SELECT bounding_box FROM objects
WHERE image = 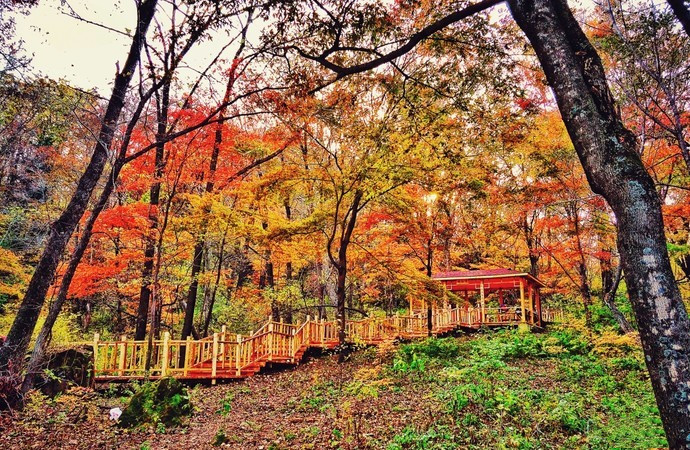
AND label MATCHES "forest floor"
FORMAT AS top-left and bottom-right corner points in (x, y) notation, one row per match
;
(0, 325), (667, 449)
